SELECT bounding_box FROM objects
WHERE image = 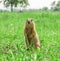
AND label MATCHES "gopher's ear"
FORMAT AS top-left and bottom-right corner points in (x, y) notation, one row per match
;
(26, 19), (28, 21)
(26, 19), (29, 23)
